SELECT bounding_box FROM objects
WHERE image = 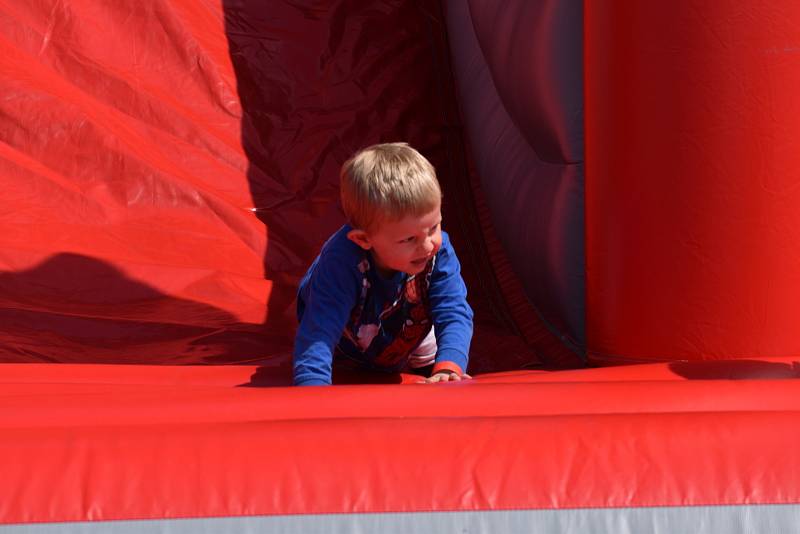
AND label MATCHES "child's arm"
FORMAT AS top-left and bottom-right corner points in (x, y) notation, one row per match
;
(293, 253), (360, 386)
(426, 231), (474, 379)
